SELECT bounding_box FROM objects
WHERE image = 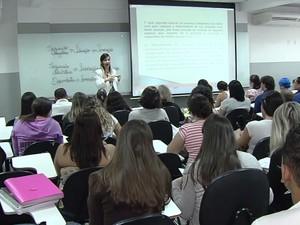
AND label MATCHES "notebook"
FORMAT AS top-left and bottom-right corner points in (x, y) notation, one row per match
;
(0, 188), (59, 215)
(4, 173), (63, 206)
